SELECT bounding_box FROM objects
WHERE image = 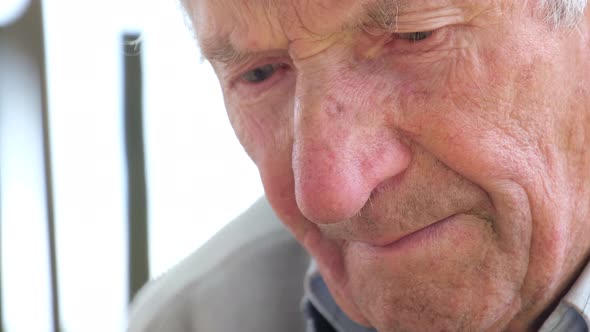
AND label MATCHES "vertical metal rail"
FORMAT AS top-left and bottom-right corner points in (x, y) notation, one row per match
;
(1, 13), (9, 332)
(37, 1), (61, 329)
(0, 1), (60, 331)
(0, 169), (3, 332)
(123, 34), (150, 304)
(0, 194), (3, 332)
